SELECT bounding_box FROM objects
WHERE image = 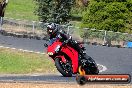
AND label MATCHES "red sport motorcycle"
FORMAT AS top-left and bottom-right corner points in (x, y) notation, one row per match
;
(44, 38), (99, 77)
